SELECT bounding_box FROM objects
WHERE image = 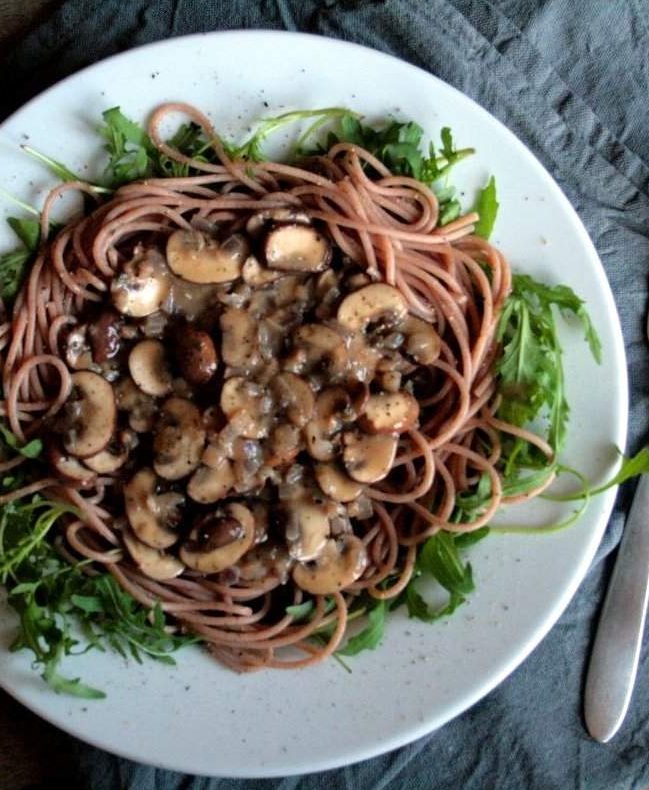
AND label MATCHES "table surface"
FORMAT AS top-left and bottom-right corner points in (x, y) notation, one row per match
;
(0, 5), (80, 788)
